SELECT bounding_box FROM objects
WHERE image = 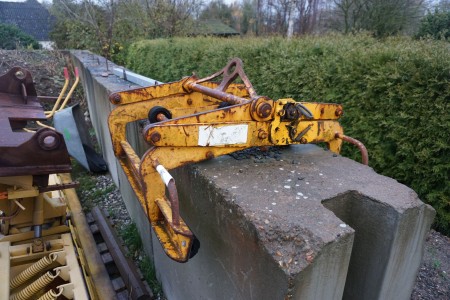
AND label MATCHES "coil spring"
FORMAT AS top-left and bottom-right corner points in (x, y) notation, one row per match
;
(10, 253), (58, 290)
(37, 287), (63, 300)
(10, 270), (60, 300)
